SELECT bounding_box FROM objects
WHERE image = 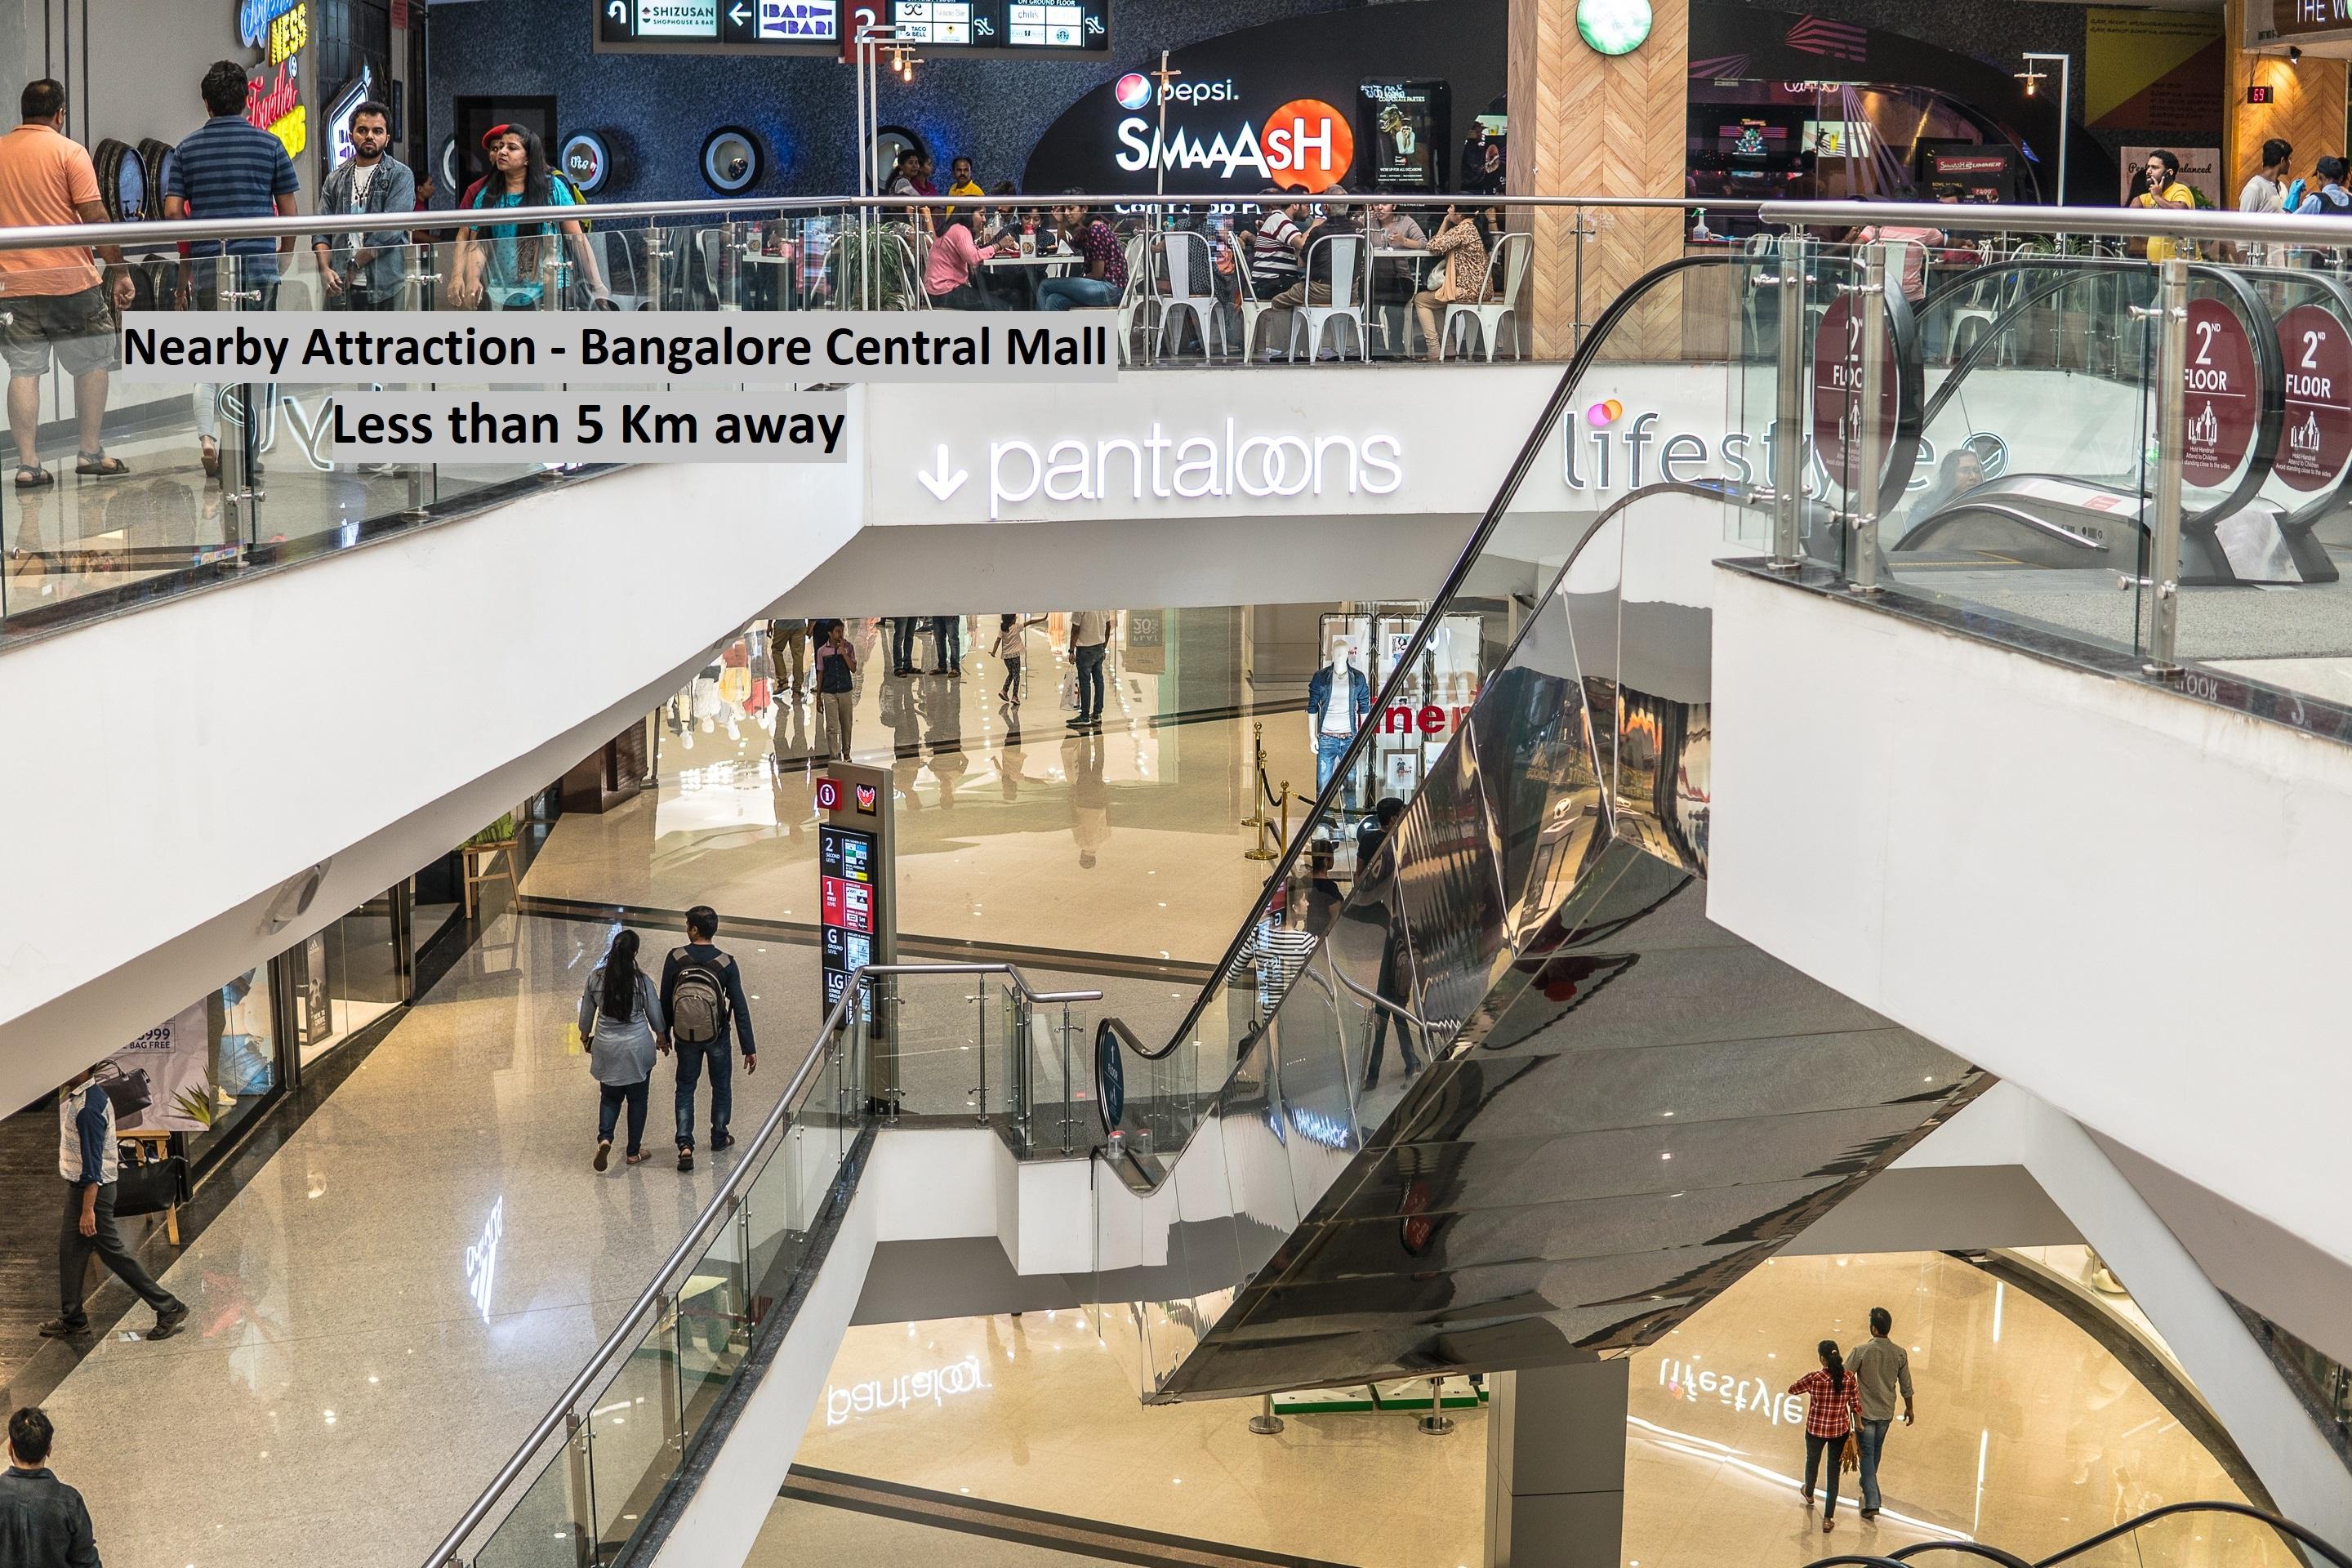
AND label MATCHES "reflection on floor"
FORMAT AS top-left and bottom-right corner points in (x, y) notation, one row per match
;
(523, 613), (1330, 970)
(23, 911), (805, 1568)
(753, 1497), (1119, 1568)
(773, 1251), (2283, 1568)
